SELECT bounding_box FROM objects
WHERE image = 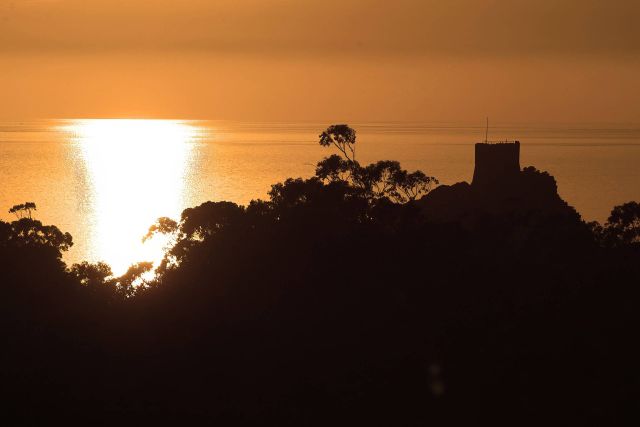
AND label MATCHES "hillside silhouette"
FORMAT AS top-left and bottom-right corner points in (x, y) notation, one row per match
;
(2, 125), (640, 425)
